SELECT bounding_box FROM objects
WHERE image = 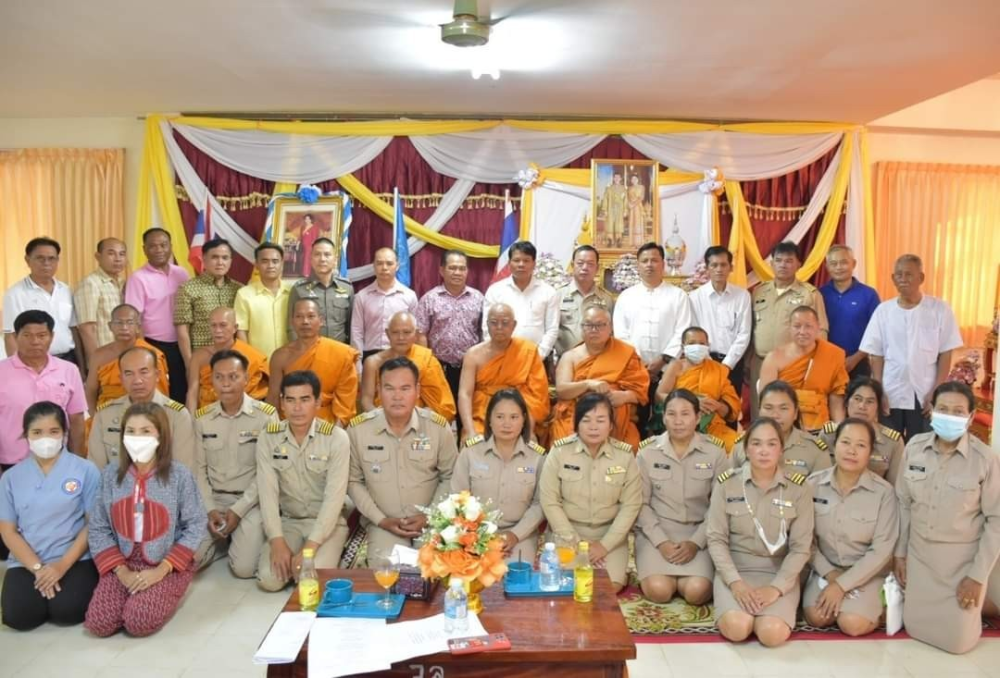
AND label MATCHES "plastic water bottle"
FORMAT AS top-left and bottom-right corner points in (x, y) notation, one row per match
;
(539, 542), (561, 591)
(298, 548), (320, 612)
(444, 579), (469, 633)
